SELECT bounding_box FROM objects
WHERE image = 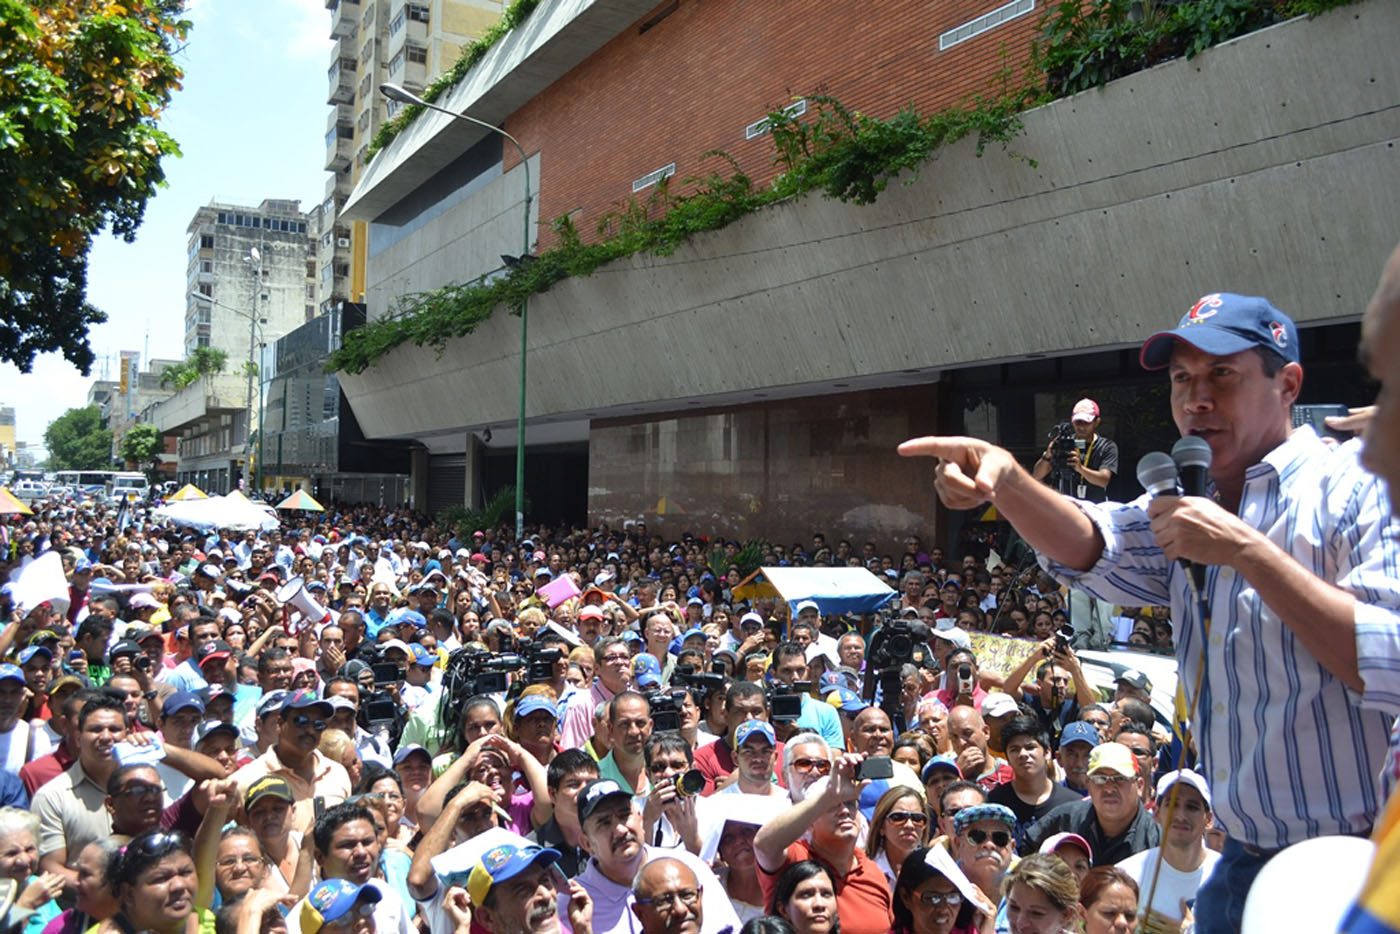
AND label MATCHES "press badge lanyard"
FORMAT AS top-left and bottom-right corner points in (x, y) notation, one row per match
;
(1076, 436), (1097, 499)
